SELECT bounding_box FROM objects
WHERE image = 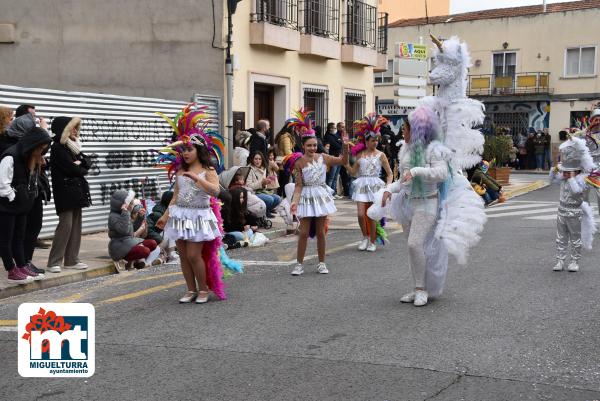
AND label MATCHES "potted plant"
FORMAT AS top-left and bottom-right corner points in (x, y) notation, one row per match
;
(483, 134), (513, 185)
